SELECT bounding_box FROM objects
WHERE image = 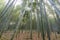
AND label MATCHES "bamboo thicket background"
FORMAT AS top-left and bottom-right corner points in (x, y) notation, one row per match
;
(0, 0), (60, 40)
